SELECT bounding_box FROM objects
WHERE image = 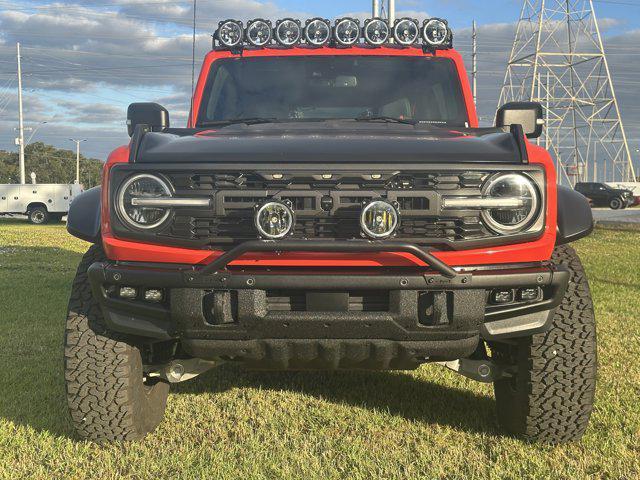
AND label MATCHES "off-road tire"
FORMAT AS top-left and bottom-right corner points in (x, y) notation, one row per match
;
(64, 245), (170, 442)
(28, 206), (49, 224)
(493, 245), (597, 444)
(609, 197), (623, 210)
